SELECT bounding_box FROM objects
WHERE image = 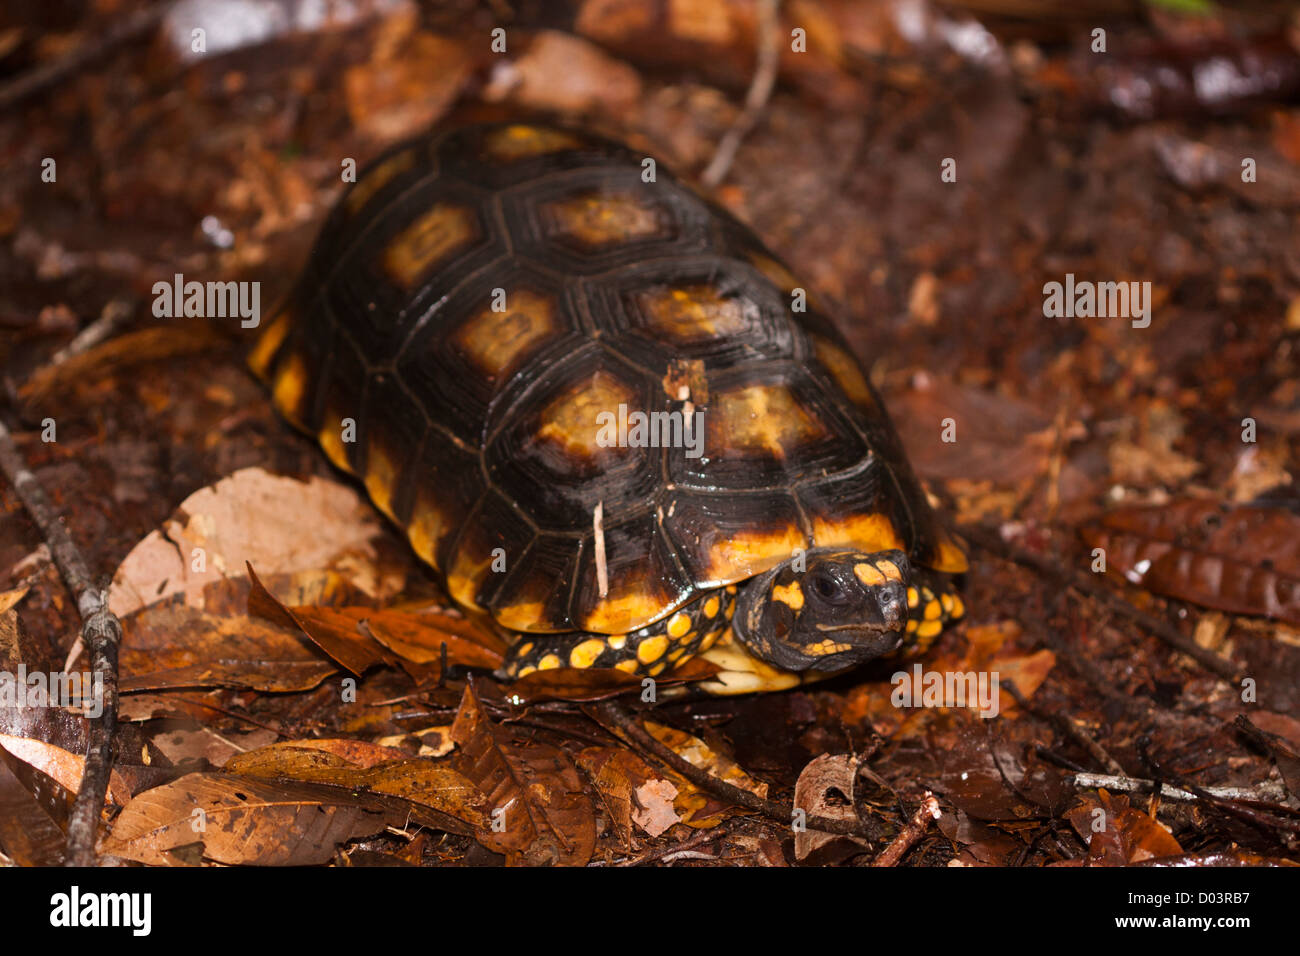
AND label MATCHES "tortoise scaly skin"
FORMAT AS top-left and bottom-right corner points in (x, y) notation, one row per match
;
(251, 122), (968, 695)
